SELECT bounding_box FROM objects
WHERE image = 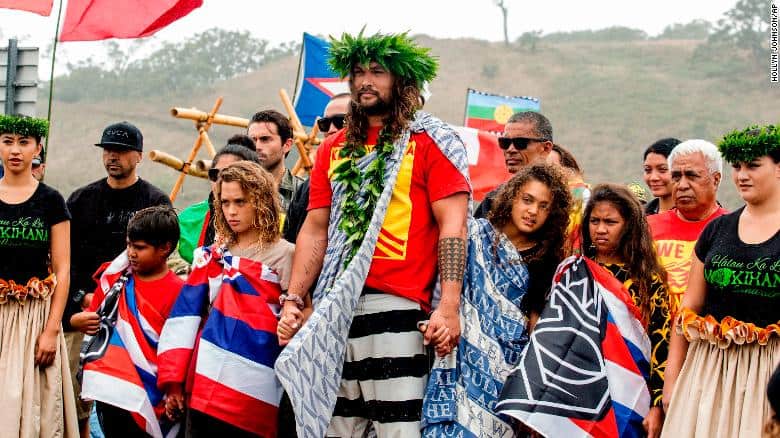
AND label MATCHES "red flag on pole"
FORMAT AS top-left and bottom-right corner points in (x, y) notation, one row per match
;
(452, 125), (511, 201)
(0, 0), (53, 16)
(59, 0), (203, 42)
